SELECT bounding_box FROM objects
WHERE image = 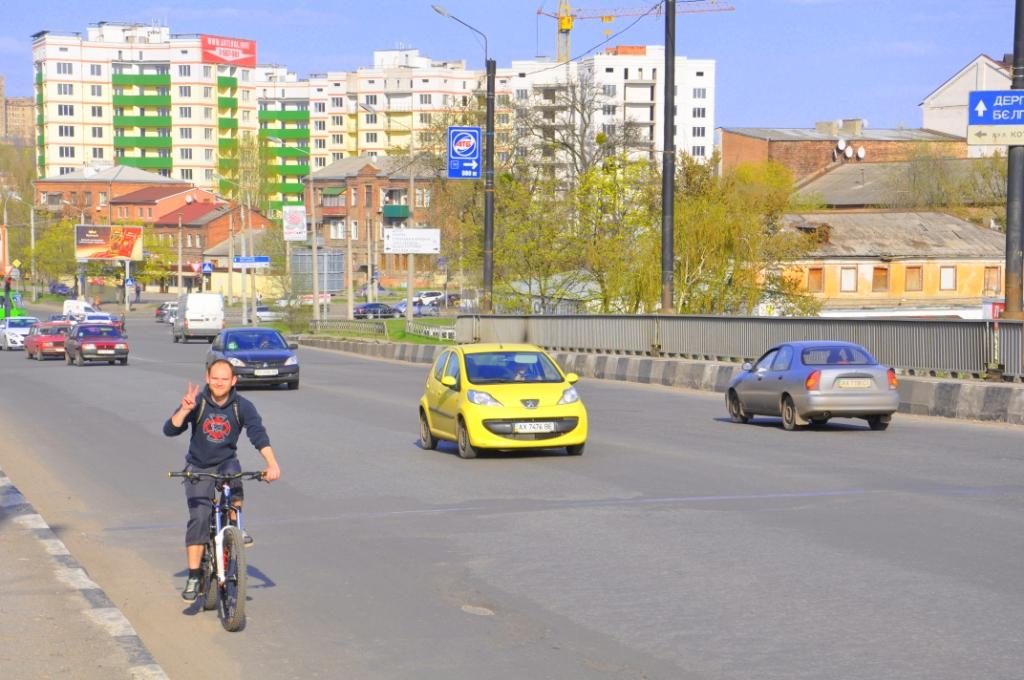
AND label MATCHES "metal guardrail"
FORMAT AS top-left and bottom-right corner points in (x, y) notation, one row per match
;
(456, 315), (1024, 379)
(405, 321), (456, 340)
(310, 319), (389, 338)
